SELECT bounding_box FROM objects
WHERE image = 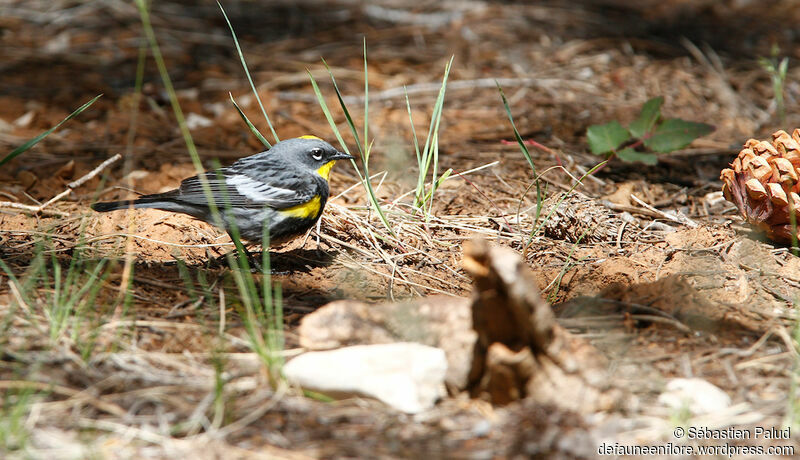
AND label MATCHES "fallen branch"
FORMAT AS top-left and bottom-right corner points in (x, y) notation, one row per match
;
(462, 239), (622, 410)
(280, 77), (599, 104)
(0, 200), (68, 216)
(0, 153), (121, 216)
